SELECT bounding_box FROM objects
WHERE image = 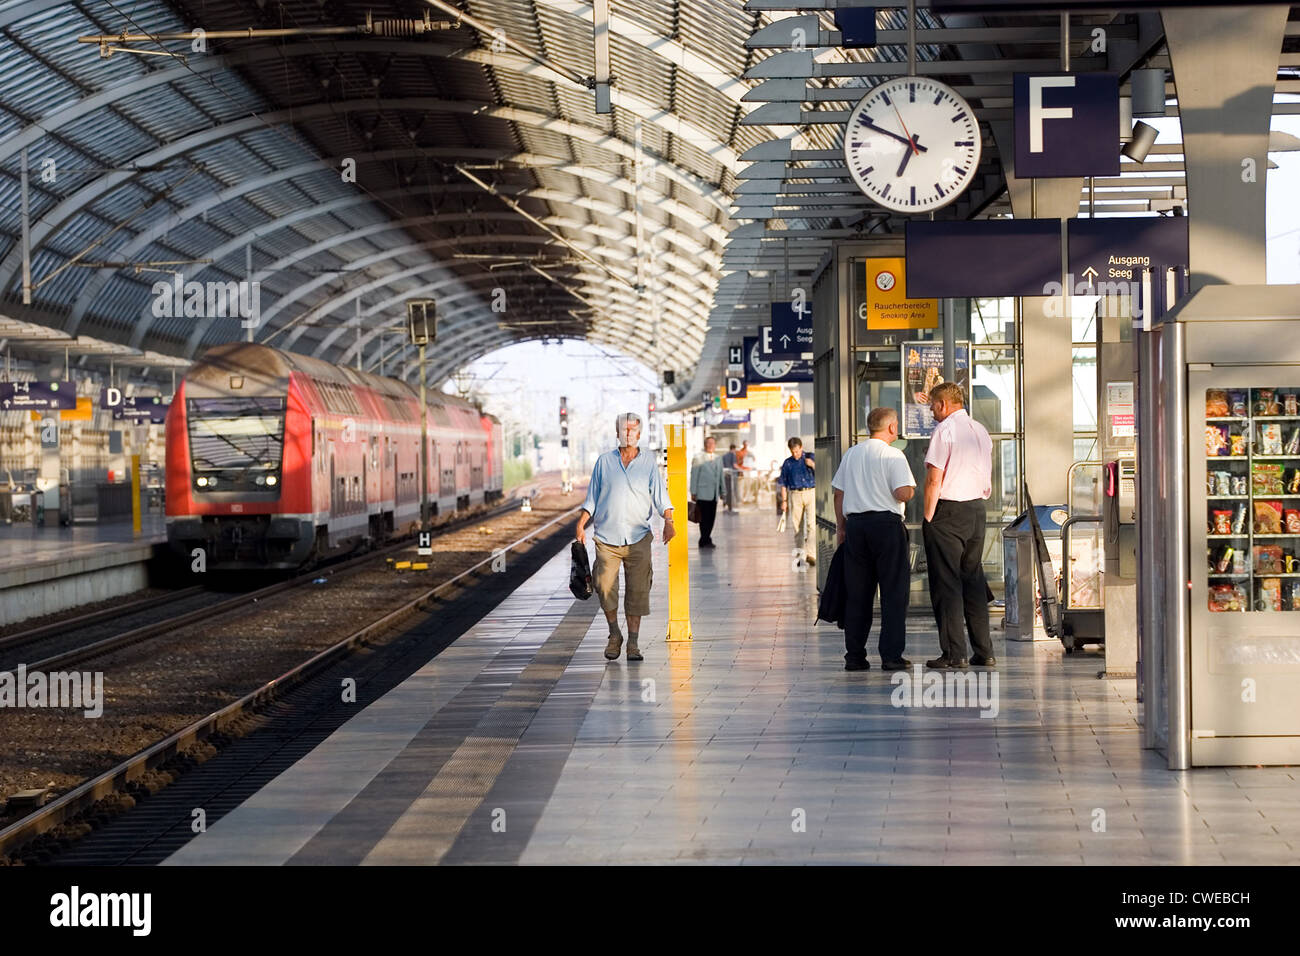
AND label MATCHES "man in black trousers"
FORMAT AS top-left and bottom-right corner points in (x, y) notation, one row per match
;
(831, 407), (916, 671)
(921, 382), (996, 669)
